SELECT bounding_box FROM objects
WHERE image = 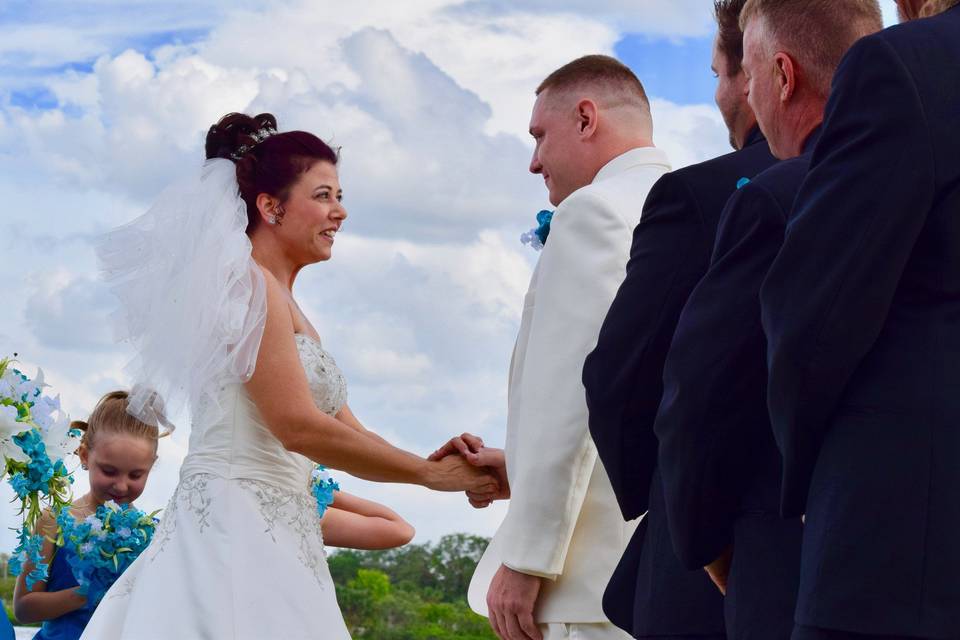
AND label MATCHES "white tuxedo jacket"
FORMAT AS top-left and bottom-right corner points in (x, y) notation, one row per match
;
(468, 146), (671, 623)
